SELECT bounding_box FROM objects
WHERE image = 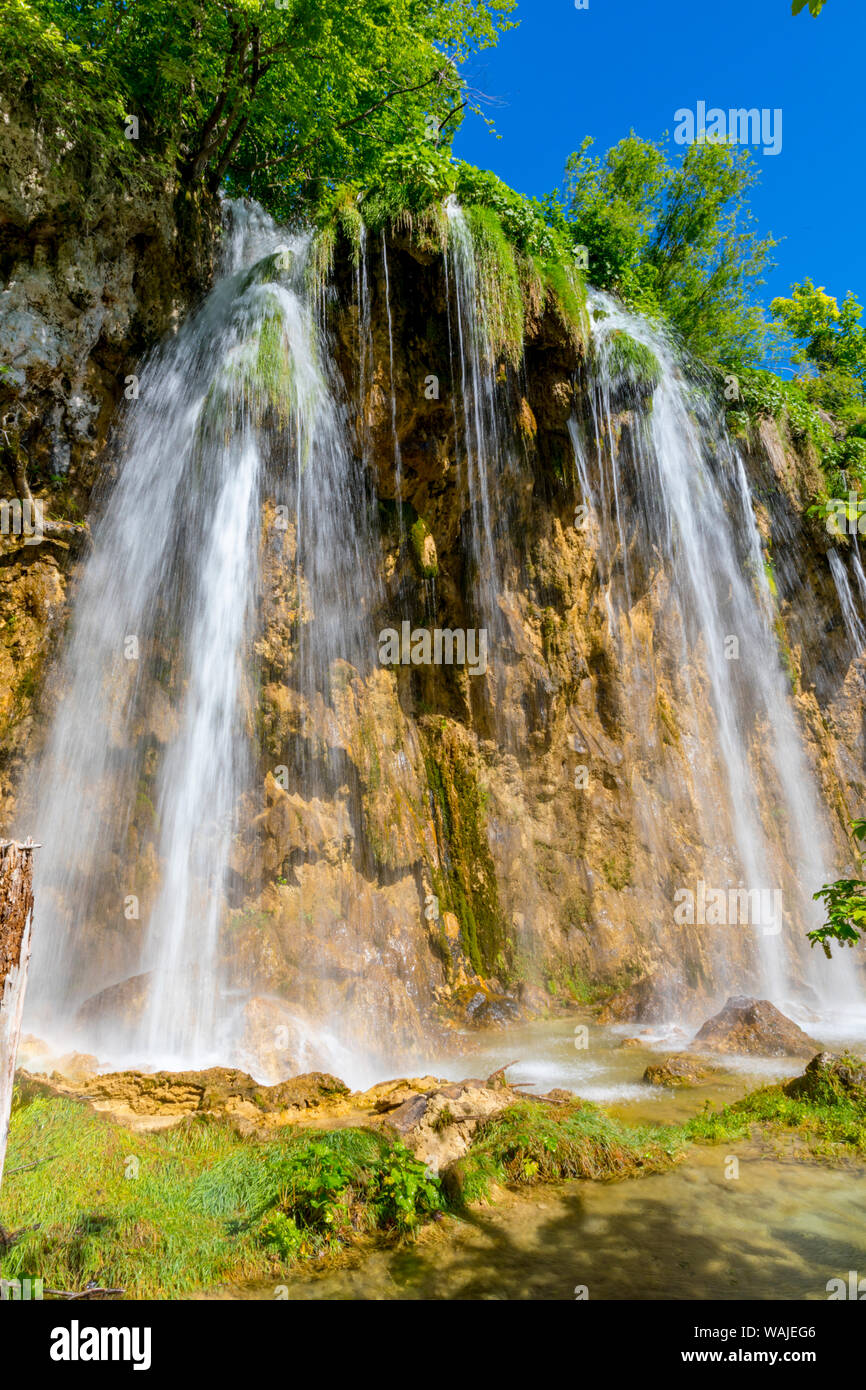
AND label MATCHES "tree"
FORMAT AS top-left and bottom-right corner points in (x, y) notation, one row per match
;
(810, 820), (866, 958)
(552, 133), (778, 368)
(772, 280), (866, 427)
(771, 281), (866, 381)
(792, 0), (826, 14)
(4, 0), (516, 217)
